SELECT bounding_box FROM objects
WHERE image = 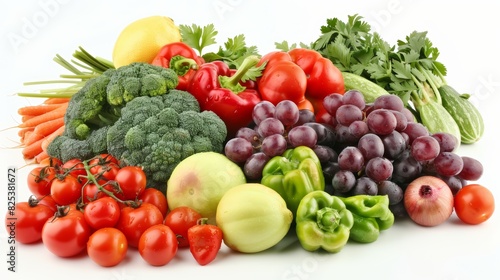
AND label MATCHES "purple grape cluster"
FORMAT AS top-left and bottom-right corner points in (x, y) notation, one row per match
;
(224, 90), (484, 217)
